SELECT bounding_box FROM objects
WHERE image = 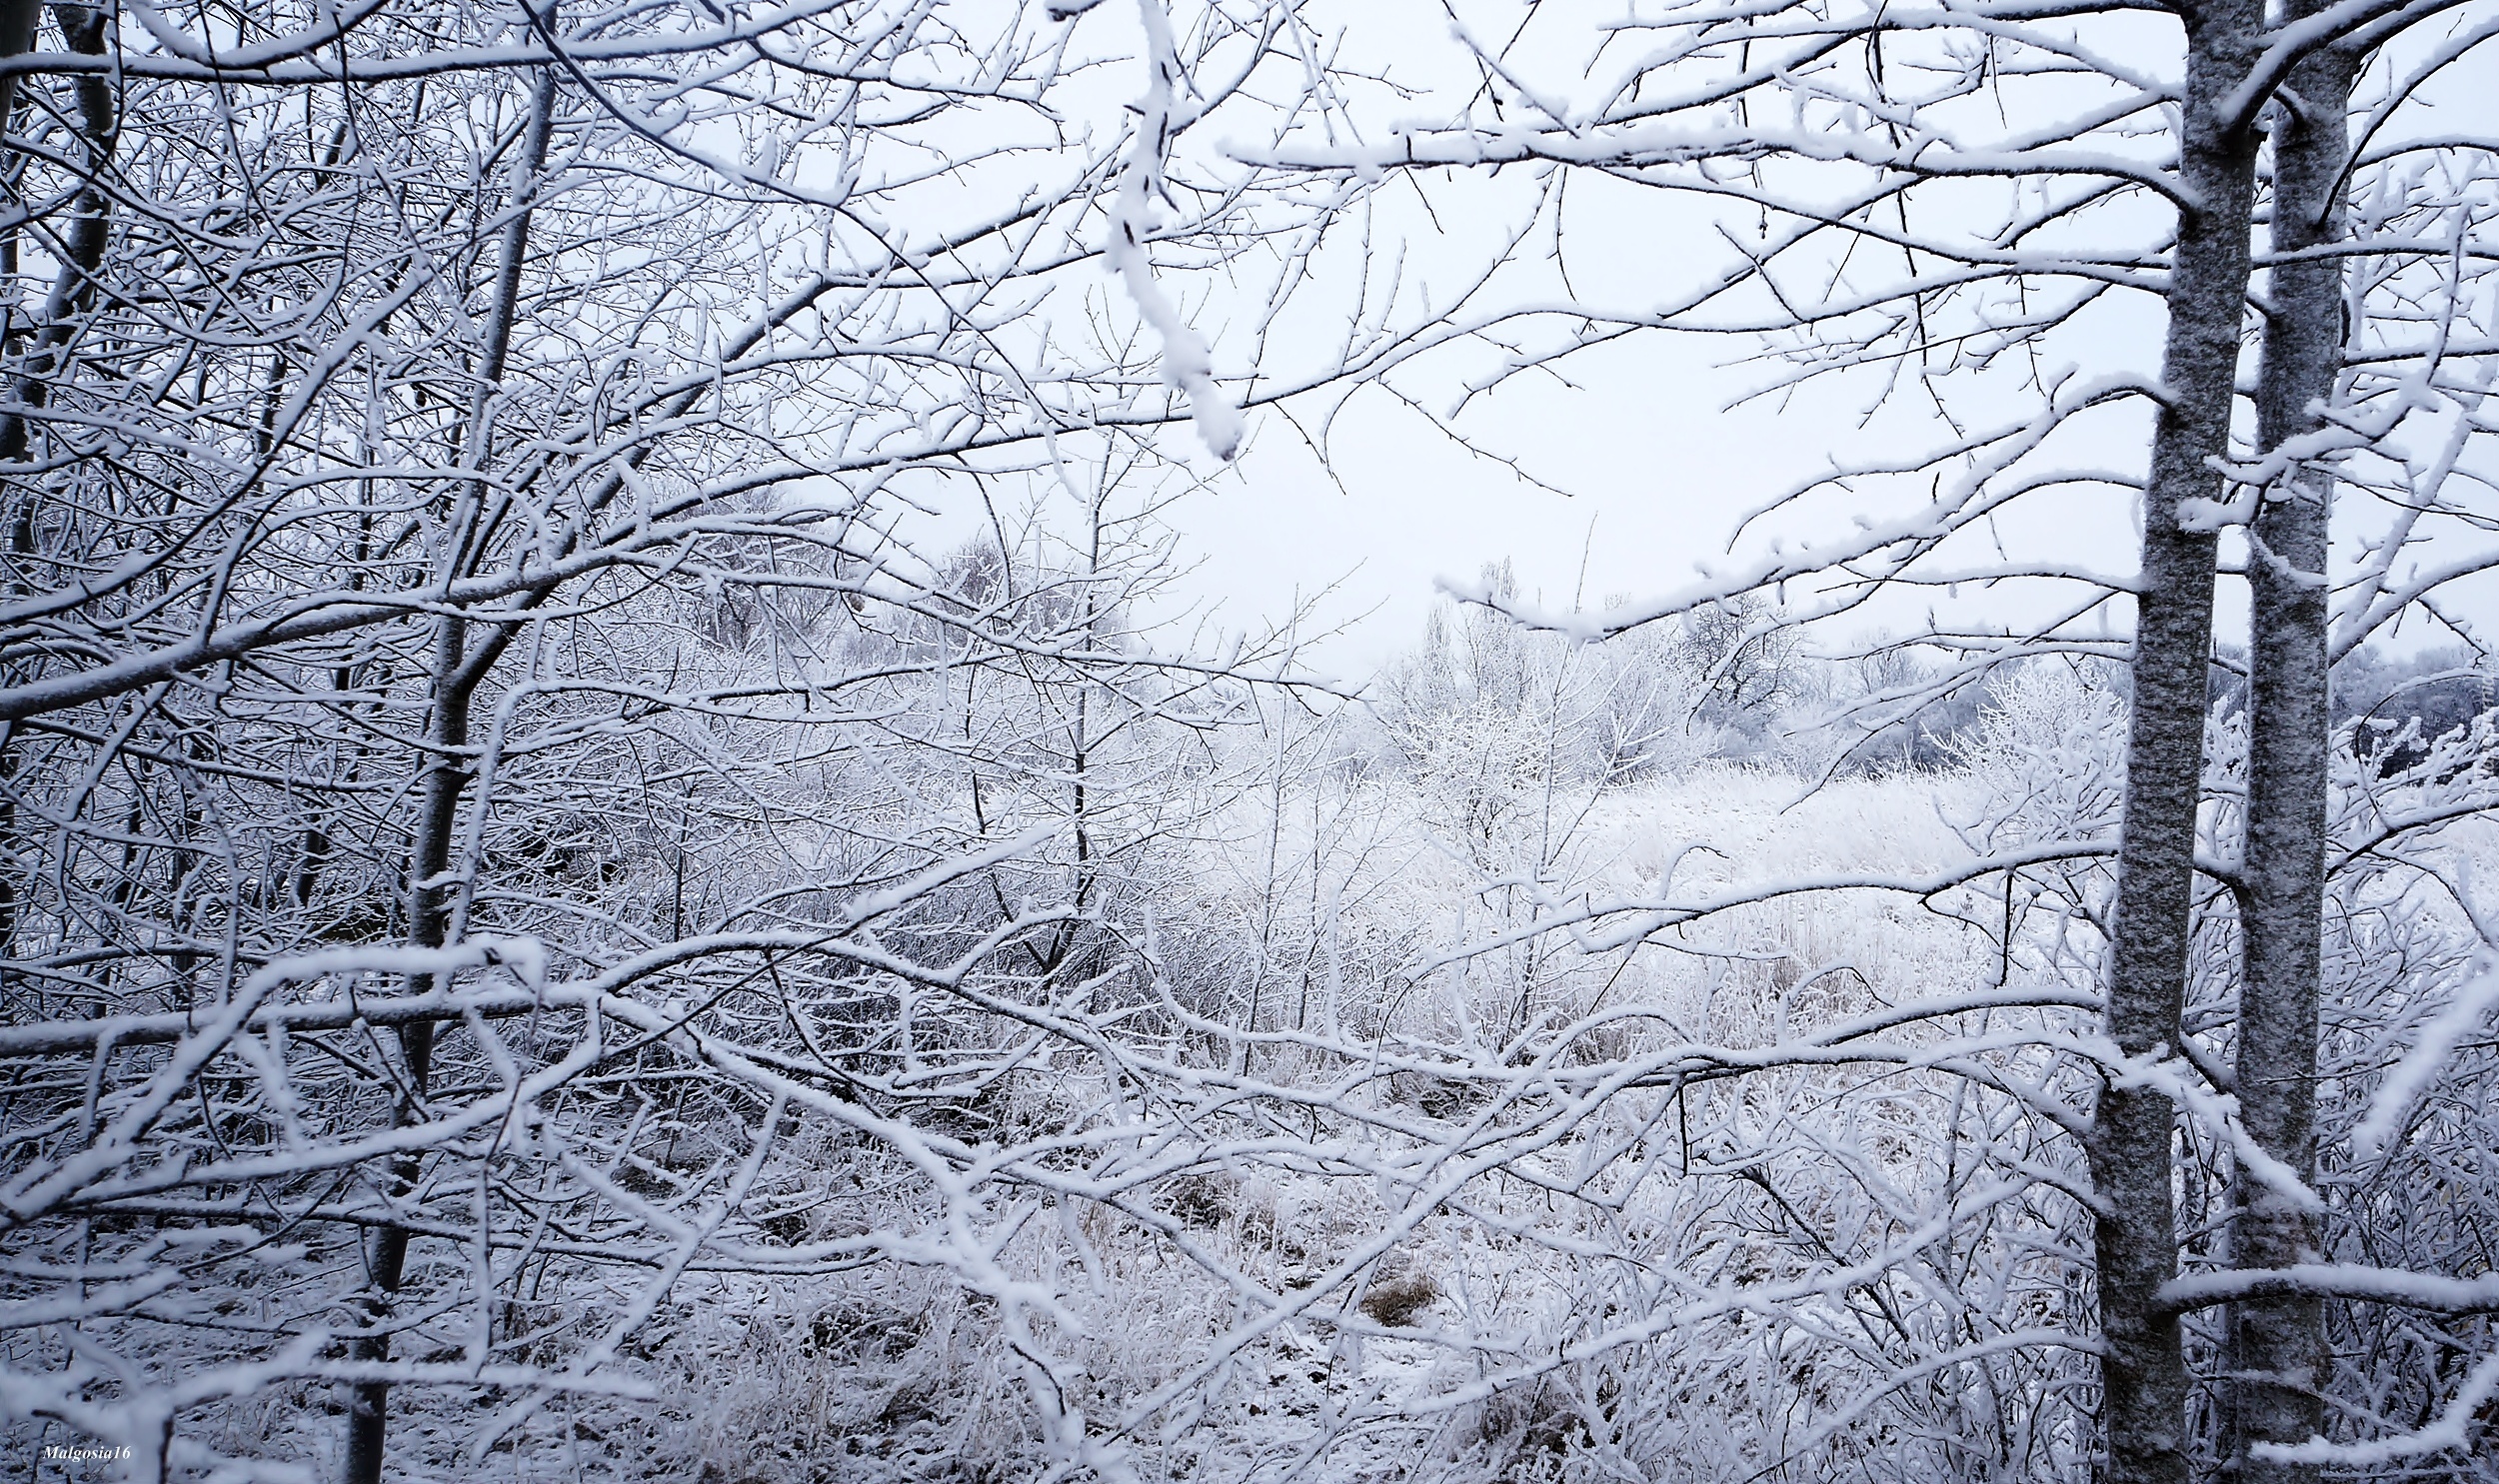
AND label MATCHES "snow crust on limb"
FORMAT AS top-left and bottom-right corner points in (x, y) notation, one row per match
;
(2350, 952), (2499, 1157)
(1103, 0), (1246, 463)
(2252, 1349), (2499, 1467)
